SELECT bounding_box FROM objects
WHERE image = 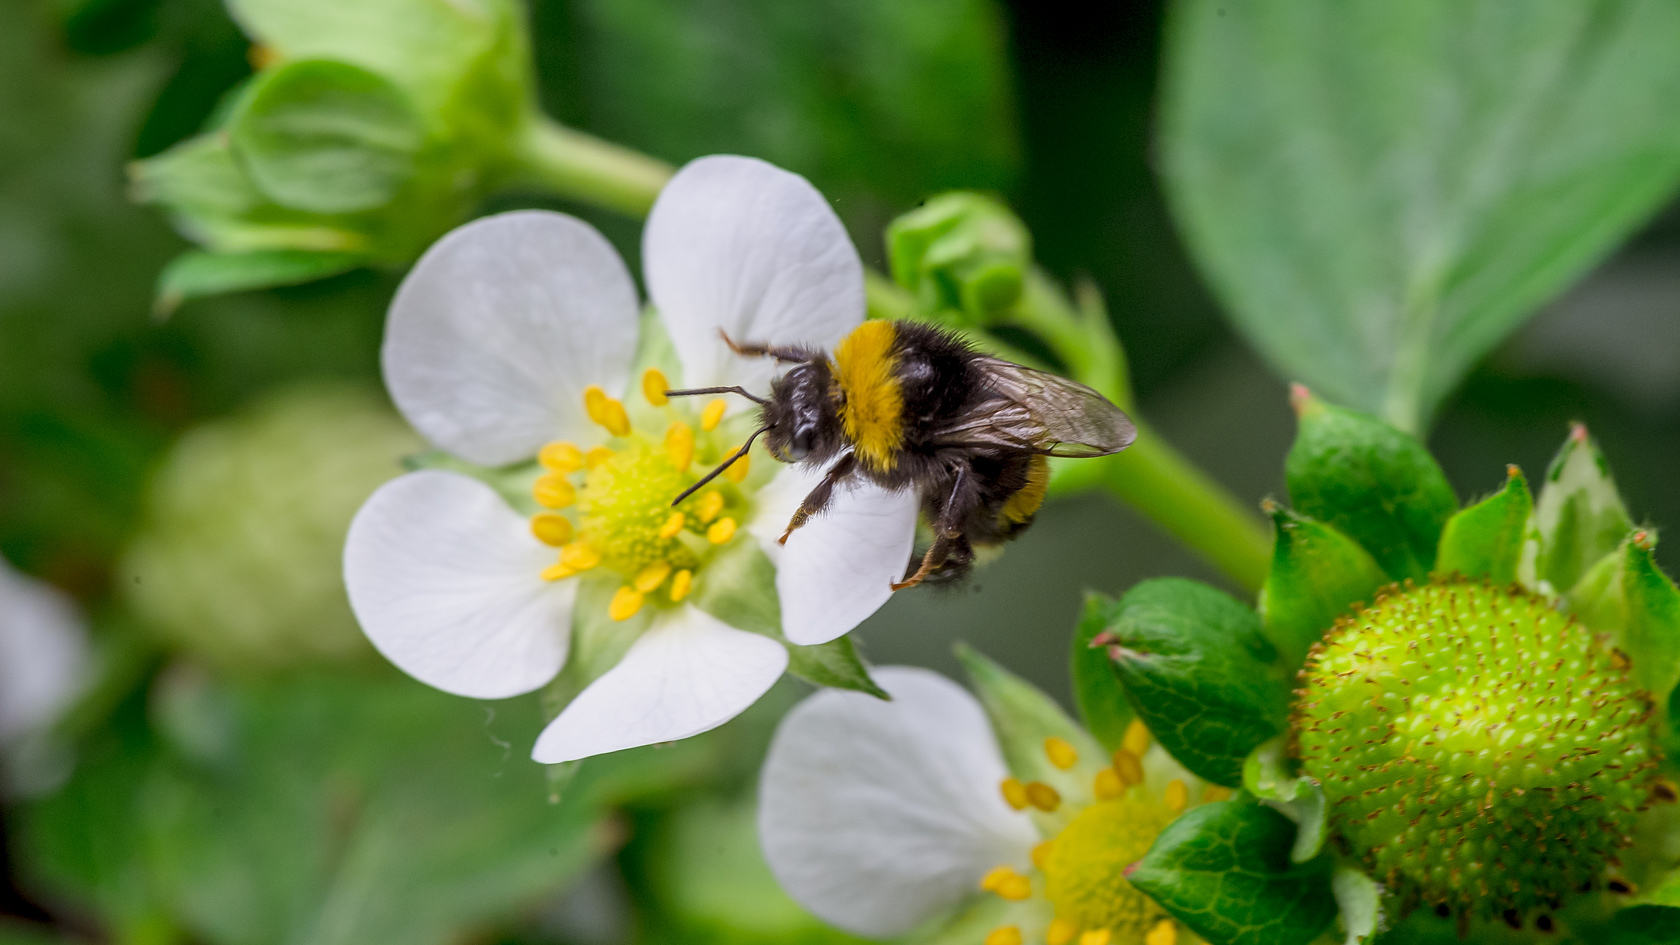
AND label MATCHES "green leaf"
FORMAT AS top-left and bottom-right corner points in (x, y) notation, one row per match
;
(1098, 578), (1291, 787)
(154, 249), (368, 315)
(1330, 865), (1382, 945)
(1622, 533), (1680, 704)
(229, 59), (425, 215)
(1161, 0), (1680, 432)
(1261, 504), (1390, 669)
(1531, 423), (1633, 593)
(1434, 466), (1532, 585)
(1603, 905), (1680, 945)
(1242, 738), (1327, 864)
(1072, 591), (1134, 751)
(1285, 391), (1457, 582)
(1129, 798), (1337, 945)
(785, 635), (888, 700)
